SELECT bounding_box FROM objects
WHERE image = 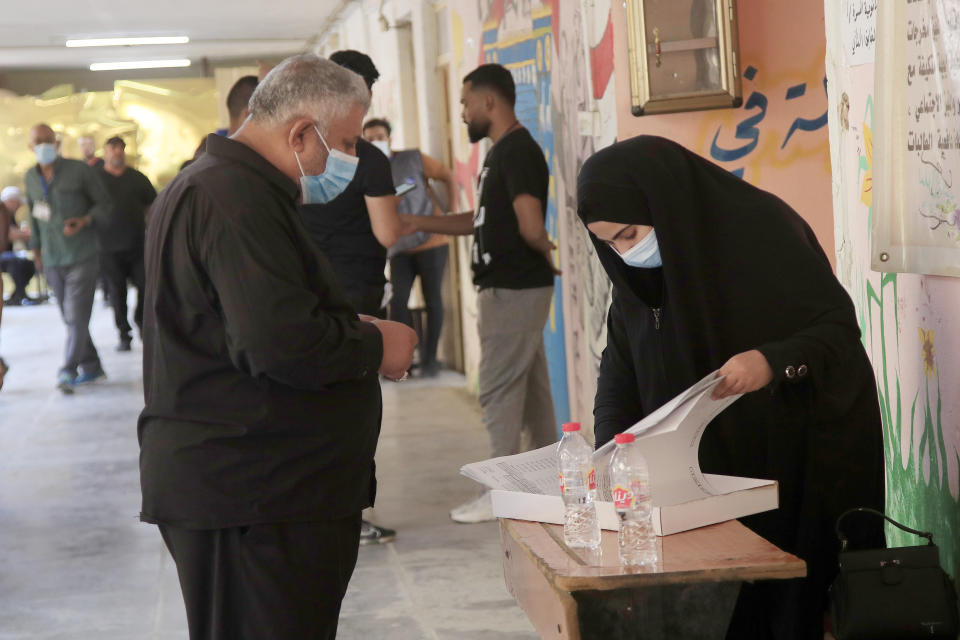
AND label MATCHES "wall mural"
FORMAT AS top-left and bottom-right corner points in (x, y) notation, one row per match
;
(853, 93), (958, 579)
(689, 48), (832, 194)
(825, 25), (960, 579)
(478, 2), (571, 426)
(550, 0), (618, 431)
(449, 0), (619, 430)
